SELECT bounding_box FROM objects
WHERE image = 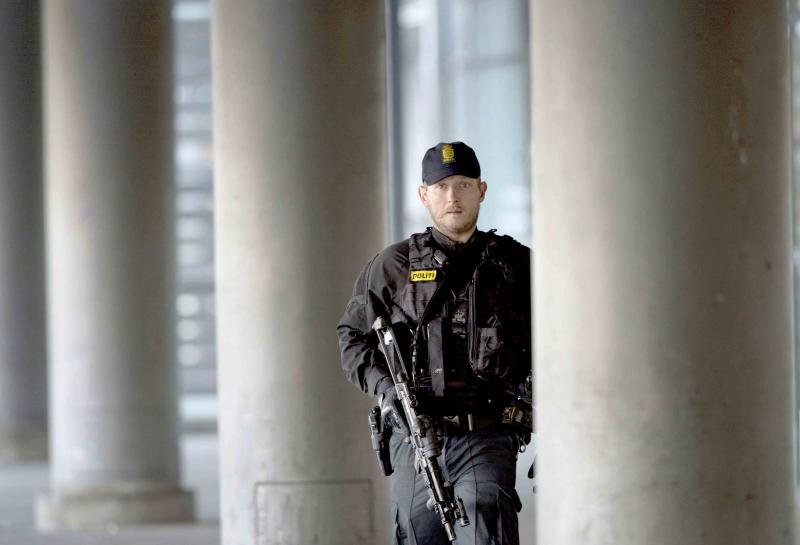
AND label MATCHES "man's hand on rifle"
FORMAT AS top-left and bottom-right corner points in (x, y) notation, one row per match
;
(376, 377), (410, 437)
